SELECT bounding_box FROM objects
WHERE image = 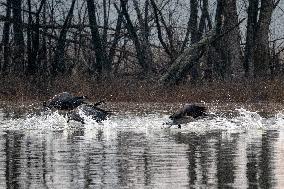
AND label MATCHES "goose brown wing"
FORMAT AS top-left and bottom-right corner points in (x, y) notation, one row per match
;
(47, 92), (73, 107)
(170, 104), (206, 120)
